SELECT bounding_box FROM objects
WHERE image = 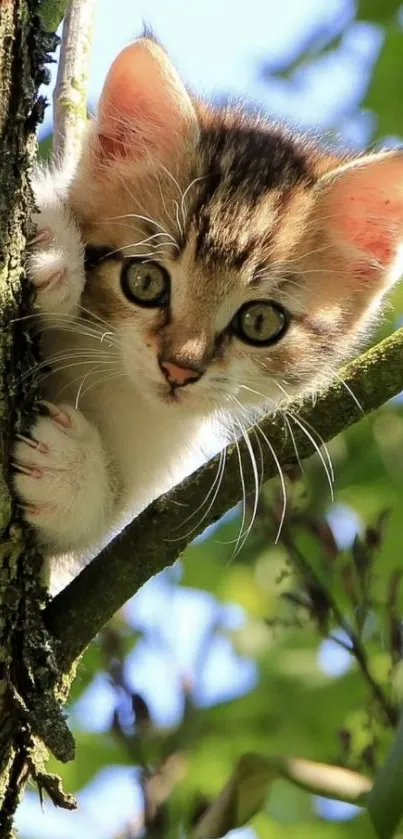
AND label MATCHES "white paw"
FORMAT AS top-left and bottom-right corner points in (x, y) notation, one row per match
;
(28, 170), (85, 315)
(13, 402), (112, 552)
